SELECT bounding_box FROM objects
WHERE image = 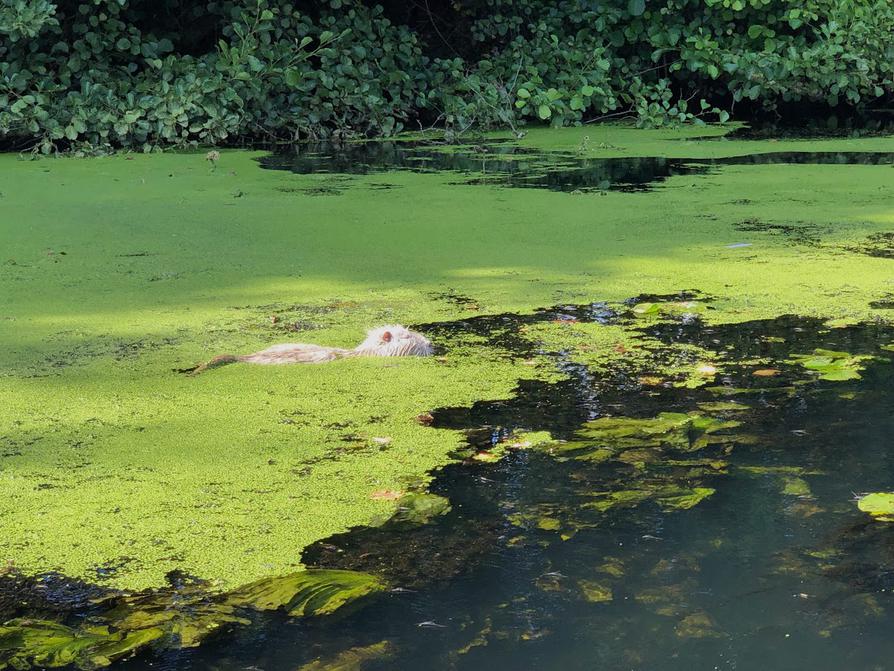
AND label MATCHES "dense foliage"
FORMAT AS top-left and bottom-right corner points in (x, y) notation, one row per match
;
(2, 0), (893, 151)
